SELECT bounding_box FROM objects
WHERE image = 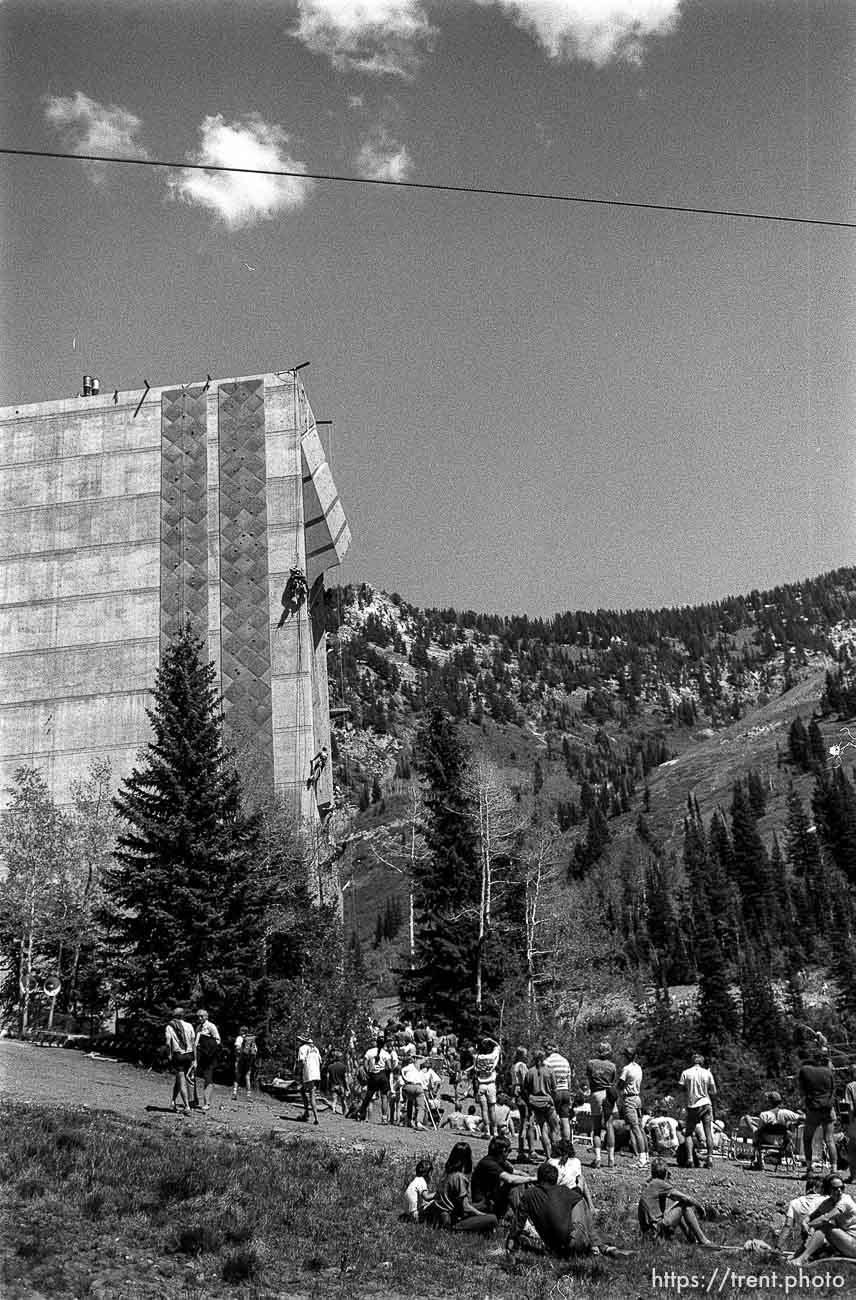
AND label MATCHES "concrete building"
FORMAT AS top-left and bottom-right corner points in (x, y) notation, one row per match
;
(0, 370), (350, 870)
